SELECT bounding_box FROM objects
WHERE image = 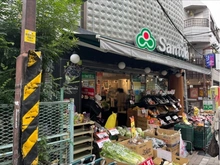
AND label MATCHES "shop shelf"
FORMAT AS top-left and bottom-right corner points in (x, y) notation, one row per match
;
(74, 151), (93, 161)
(74, 129), (94, 137)
(74, 136), (93, 145)
(74, 121), (95, 127)
(74, 144), (93, 154)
